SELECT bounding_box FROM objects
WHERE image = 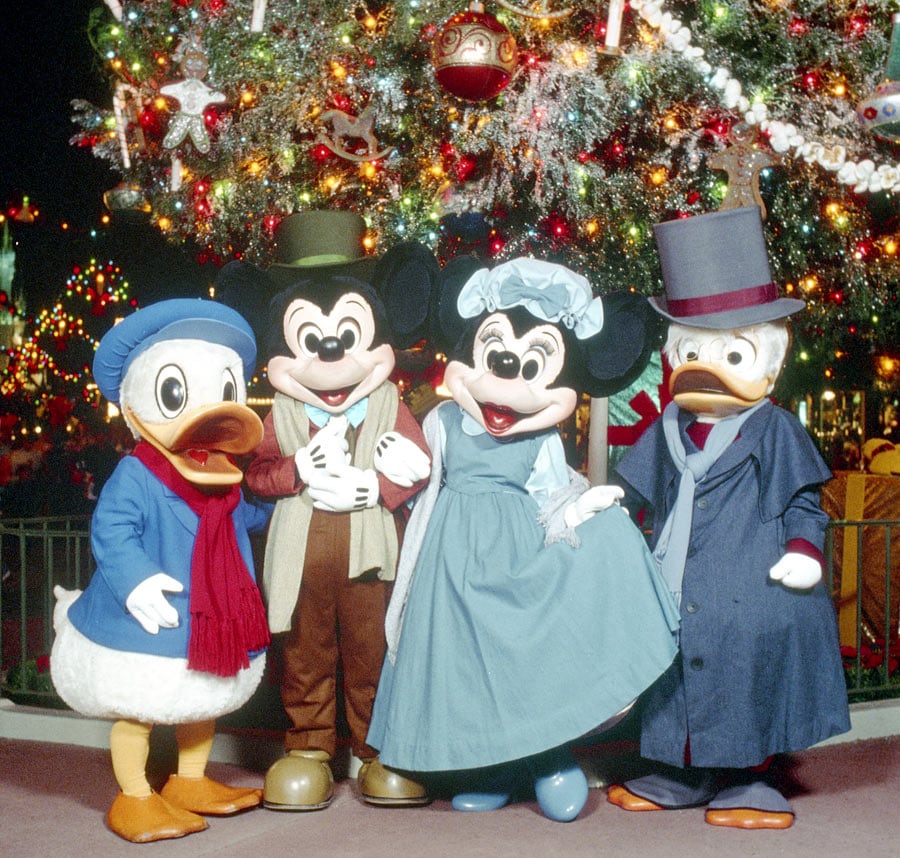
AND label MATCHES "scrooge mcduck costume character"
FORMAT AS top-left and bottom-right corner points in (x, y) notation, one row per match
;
(607, 206), (851, 829)
(365, 247), (680, 822)
(51, 299), (271, 843)
(216, 211), (432, 811)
